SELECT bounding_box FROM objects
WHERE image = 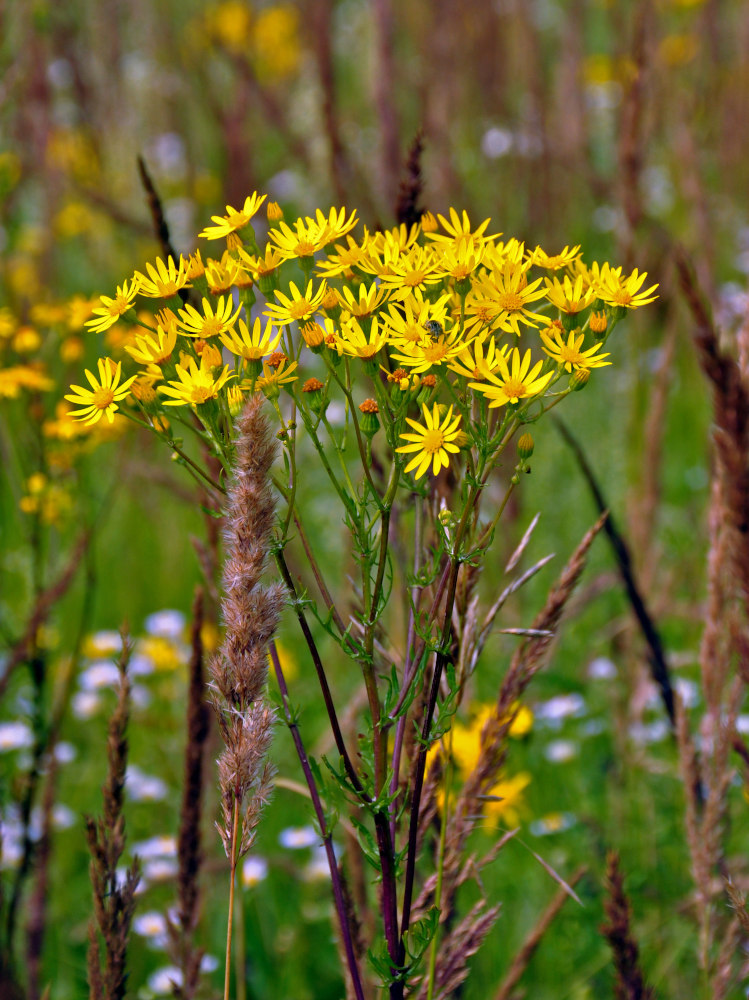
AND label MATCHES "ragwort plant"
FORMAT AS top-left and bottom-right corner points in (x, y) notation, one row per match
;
(64, 195), (657, 998)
